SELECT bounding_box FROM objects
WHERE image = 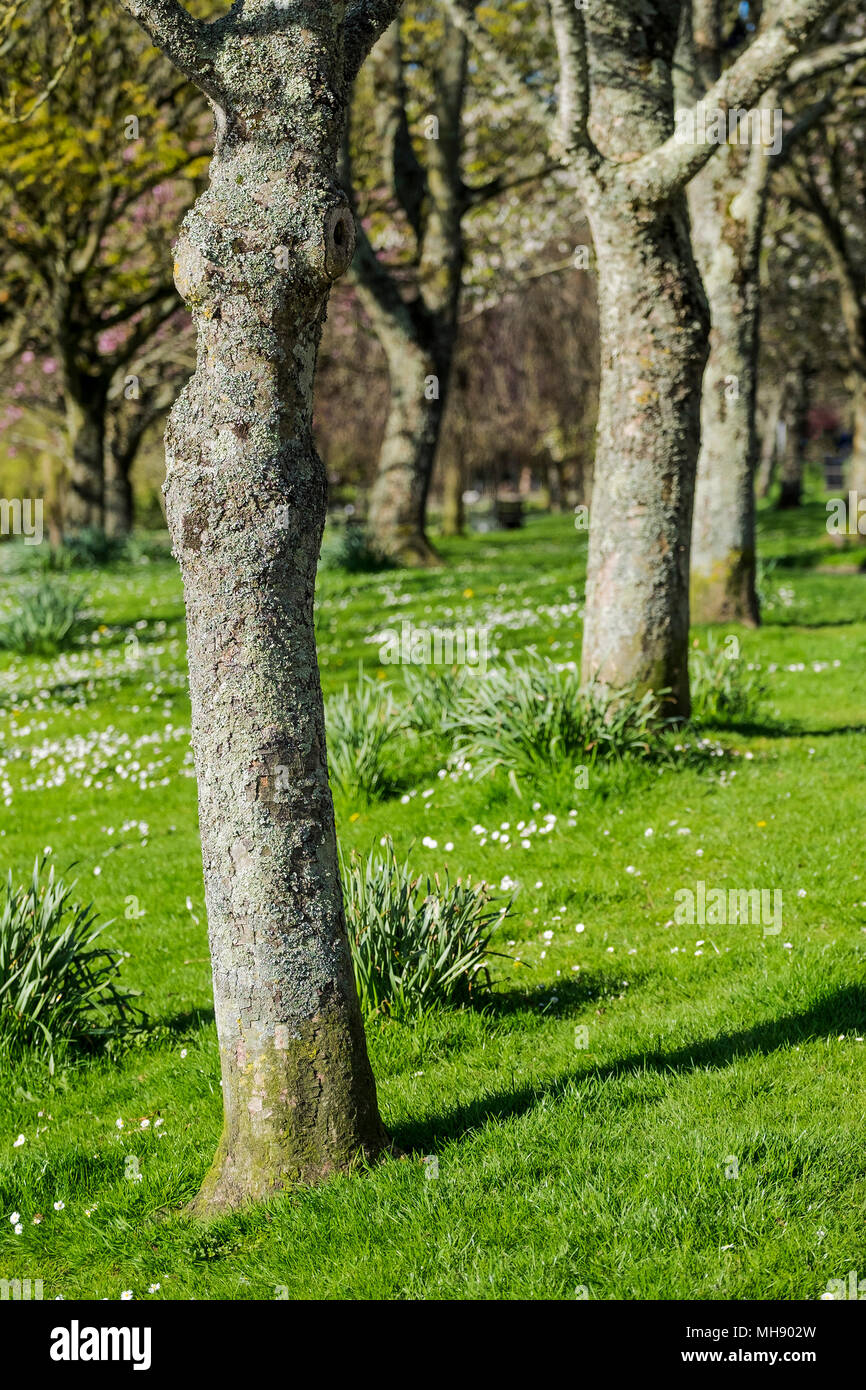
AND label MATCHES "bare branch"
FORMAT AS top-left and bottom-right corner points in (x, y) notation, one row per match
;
(625, 0), (843, 201)
(438, 0), (555, 138)
(114, 0), (214, 90)
(786, 34), (866, 86)
(344, 0), (405, 84)
(548, 0), (589, 153)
